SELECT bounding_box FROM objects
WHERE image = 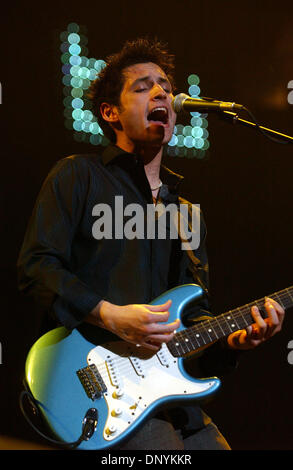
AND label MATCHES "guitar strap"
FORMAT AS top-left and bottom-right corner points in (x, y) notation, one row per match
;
(175, 197), (210, 297)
